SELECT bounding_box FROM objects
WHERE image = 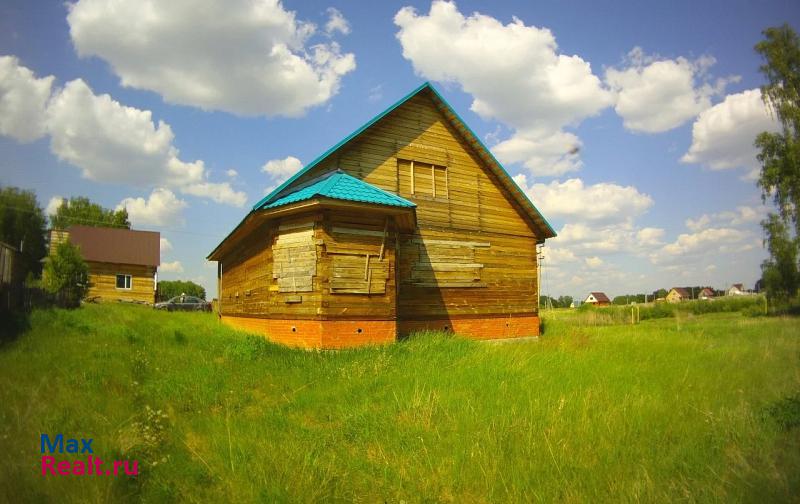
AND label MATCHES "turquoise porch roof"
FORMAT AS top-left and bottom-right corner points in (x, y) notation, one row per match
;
(263, 170), (416, 210)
